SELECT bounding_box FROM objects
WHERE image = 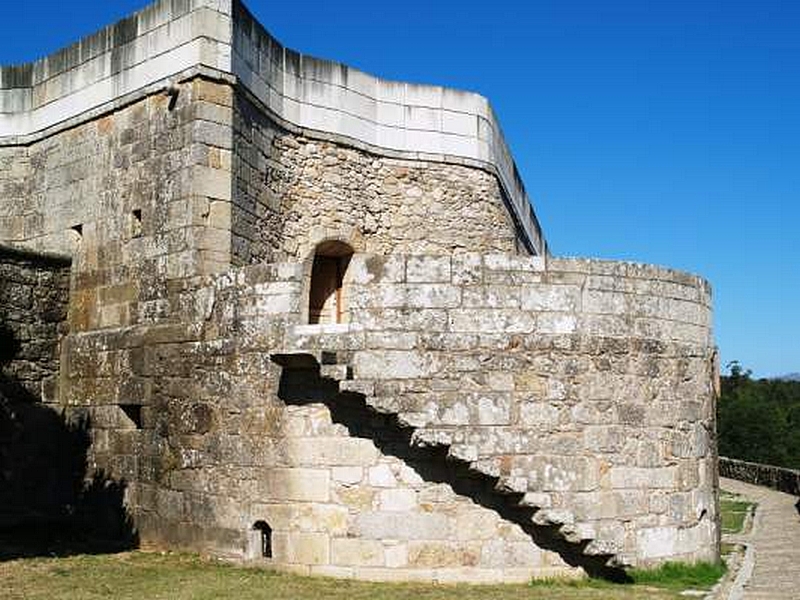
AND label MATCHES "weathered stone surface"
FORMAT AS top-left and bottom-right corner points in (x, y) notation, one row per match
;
(355, 512), (450, 540)
(0, 0), (718, 584)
